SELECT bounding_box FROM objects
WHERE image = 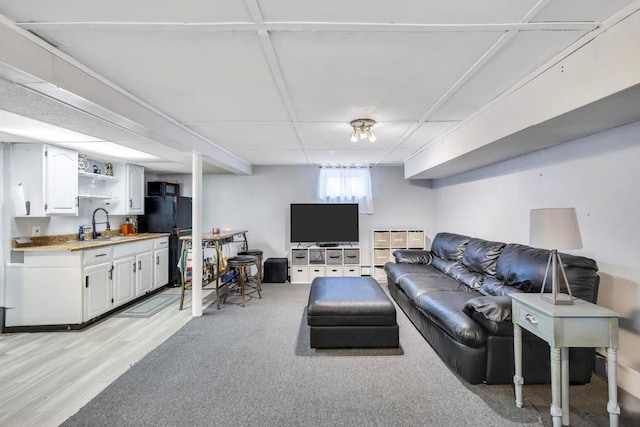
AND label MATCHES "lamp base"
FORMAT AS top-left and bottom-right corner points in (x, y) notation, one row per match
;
(541, 292), (574, 305)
